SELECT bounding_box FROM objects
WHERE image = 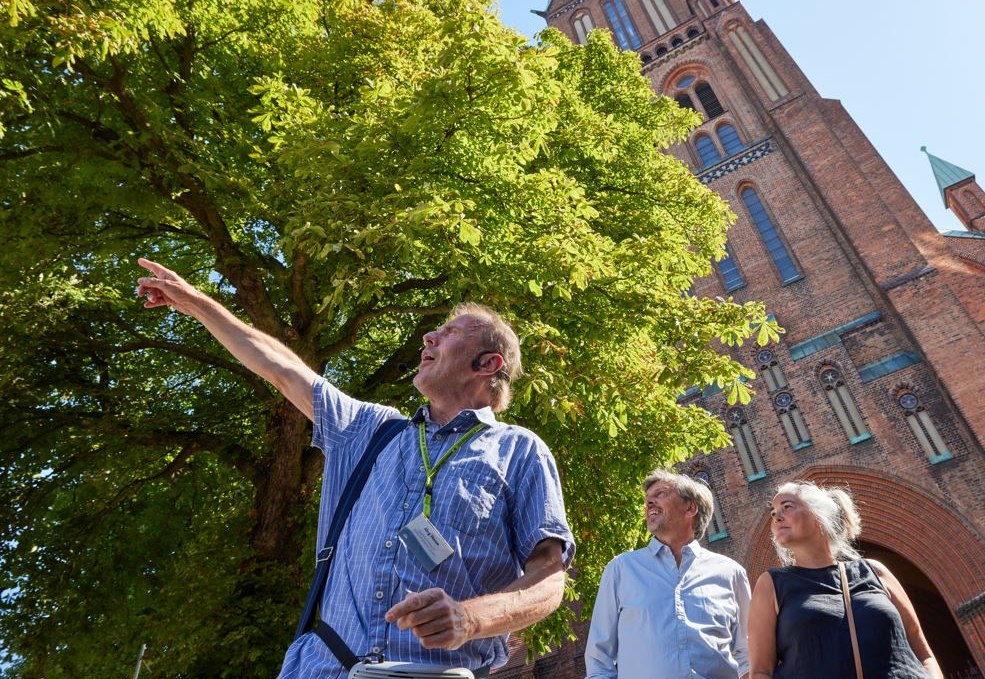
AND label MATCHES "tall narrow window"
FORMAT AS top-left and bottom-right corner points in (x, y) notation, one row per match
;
(693, 471), (728, 541)
(695, 83), (724, 119)
(695, 134), (722, 167)
(603, 0), (642, 50)
(728, 26), (789, 102)
(572, 12), (595, 44)
(676, 94), (696, 111)
(755, 348), (788, 391)
(741, 188), (801, 283)
(819, 367), (870, 443)
(898, 392), (952, 463)
(718, 243), (745, 292)
(717, 123), (743, 155)
(773, 391), (811, 450)
(641, 0), (676, 34)
(725, 407), (767, 481)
